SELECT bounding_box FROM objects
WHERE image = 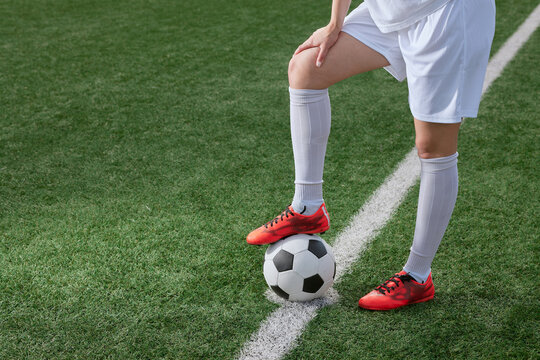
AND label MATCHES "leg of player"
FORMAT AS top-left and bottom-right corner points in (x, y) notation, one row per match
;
(288, 32), (389, 215)
(403, 119), (461, 282)
(358, 119), (460, 310)
(246, 32), (390, 245)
